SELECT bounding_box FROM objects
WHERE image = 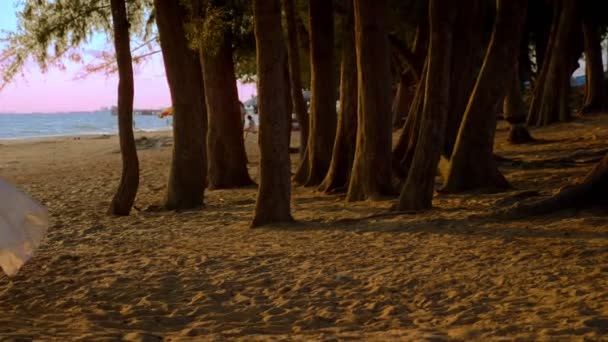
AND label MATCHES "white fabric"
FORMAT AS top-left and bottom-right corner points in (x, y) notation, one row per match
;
(0, 179), (49, 276)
